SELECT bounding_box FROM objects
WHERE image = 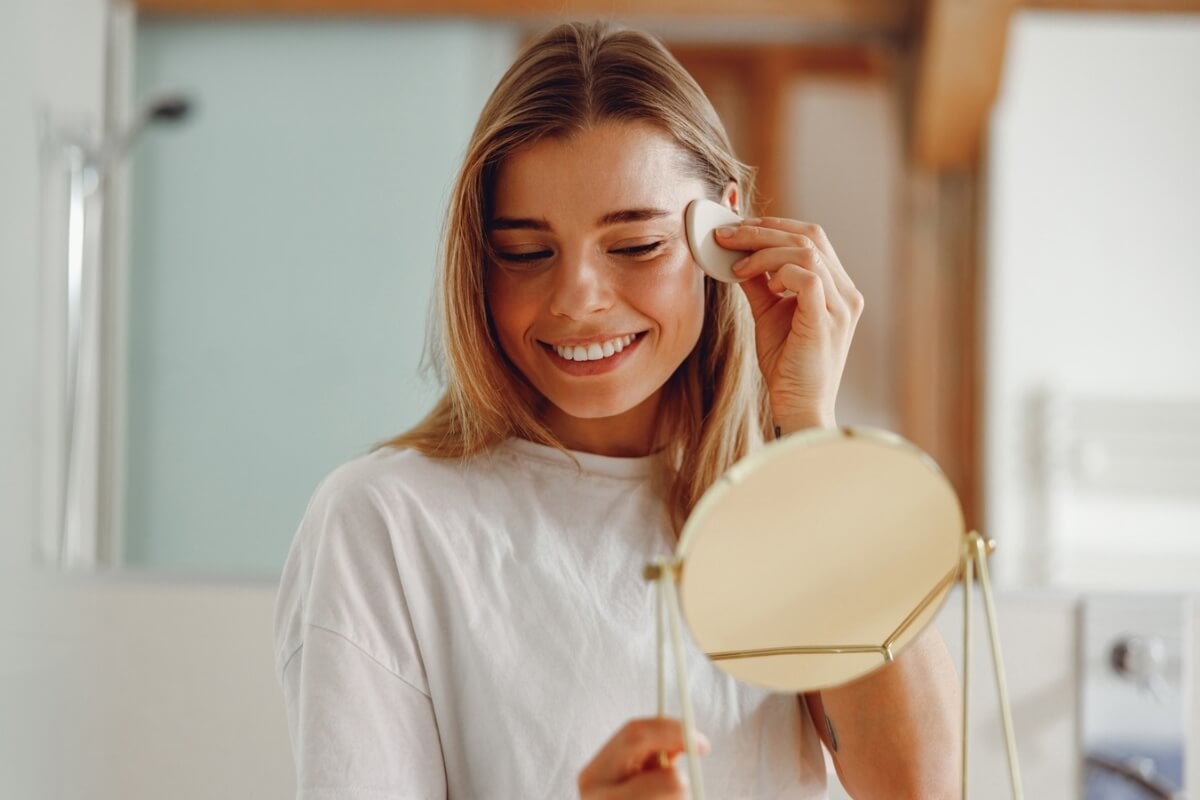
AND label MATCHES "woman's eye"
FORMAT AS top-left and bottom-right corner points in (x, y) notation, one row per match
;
(494, 241), (665, 264)
(496, 250), (552, 263)
(614, 241), (665, 258)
